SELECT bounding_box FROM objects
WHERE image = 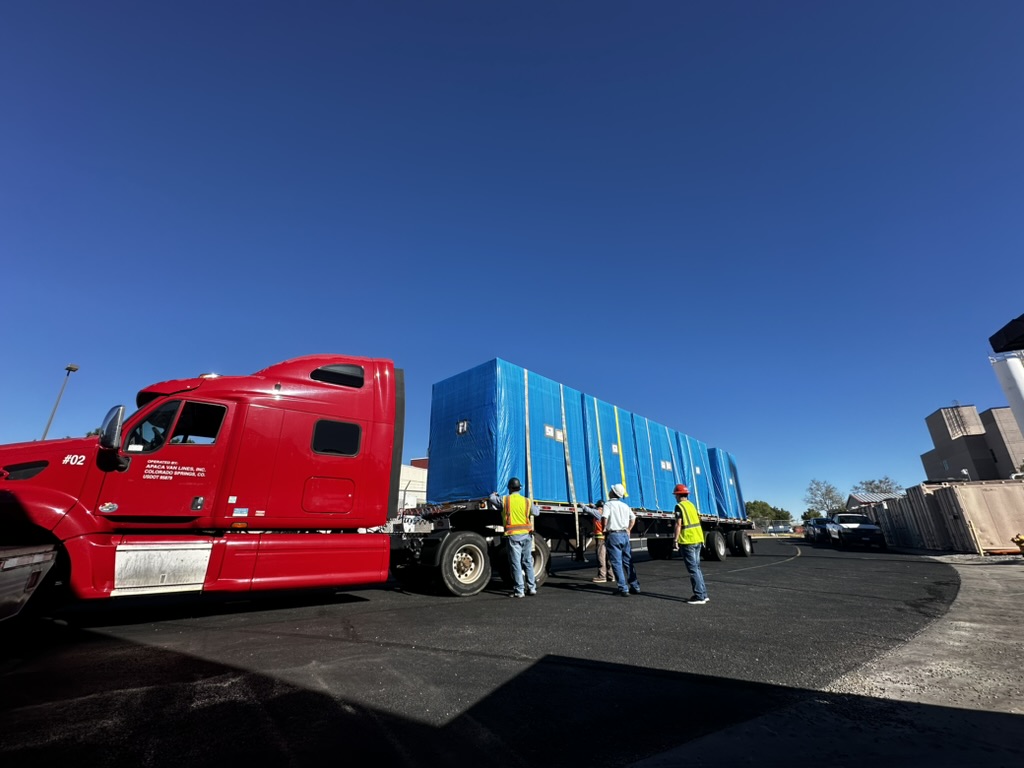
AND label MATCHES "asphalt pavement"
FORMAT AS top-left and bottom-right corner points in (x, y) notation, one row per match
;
(1, 539), (1021, 767)
(635, 546), (1024, 768)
